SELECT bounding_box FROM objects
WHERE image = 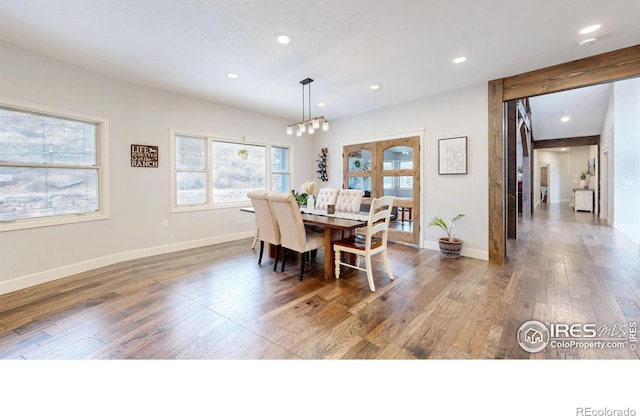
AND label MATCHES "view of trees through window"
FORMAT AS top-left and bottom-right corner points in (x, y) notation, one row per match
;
(0, 107), (100, 221)
(174, 134), (290, 207)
